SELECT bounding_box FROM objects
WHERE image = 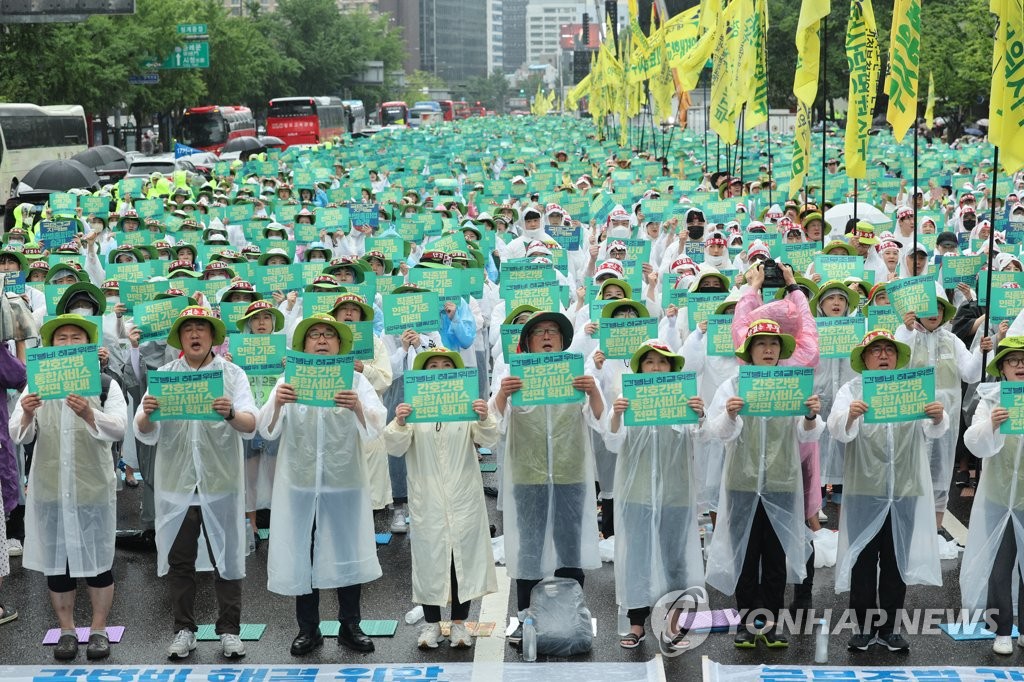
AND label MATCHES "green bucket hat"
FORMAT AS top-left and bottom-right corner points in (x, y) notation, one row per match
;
(330, 292), (374, 321)
(57, 281), (106, 315)
(518, 311), (574, 353)
(601, 298), (650, 318)
(45, 262), (88, 284)
(735, 318), (797, 363)
(599, 278), (633, 300)
(412, 346), (465, 370)
(809, 280), (860, 316)
(850, 328), (911, 374)
(40, 313), (99, 346)
(629, 340), (684, 374)
(504, 304), (540, 325)
(987, 336), (1024, 377)
(236, 300), (284, 332)
(773, 275), (820, 301)
(167, 306), (227, 350)
(291, 313), (354, 354)
(822, 240), (857, 256)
